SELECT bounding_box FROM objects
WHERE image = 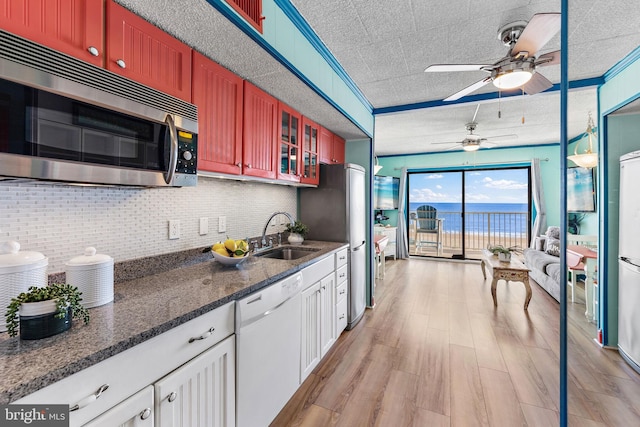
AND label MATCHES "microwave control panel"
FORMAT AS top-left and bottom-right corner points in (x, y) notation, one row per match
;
(176, 130), (197, 175)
